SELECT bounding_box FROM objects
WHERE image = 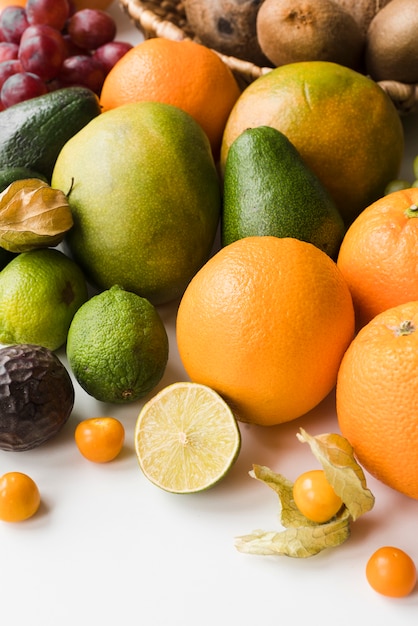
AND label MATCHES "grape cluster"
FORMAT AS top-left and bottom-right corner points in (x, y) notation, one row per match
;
(0, 0), (133, 110)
